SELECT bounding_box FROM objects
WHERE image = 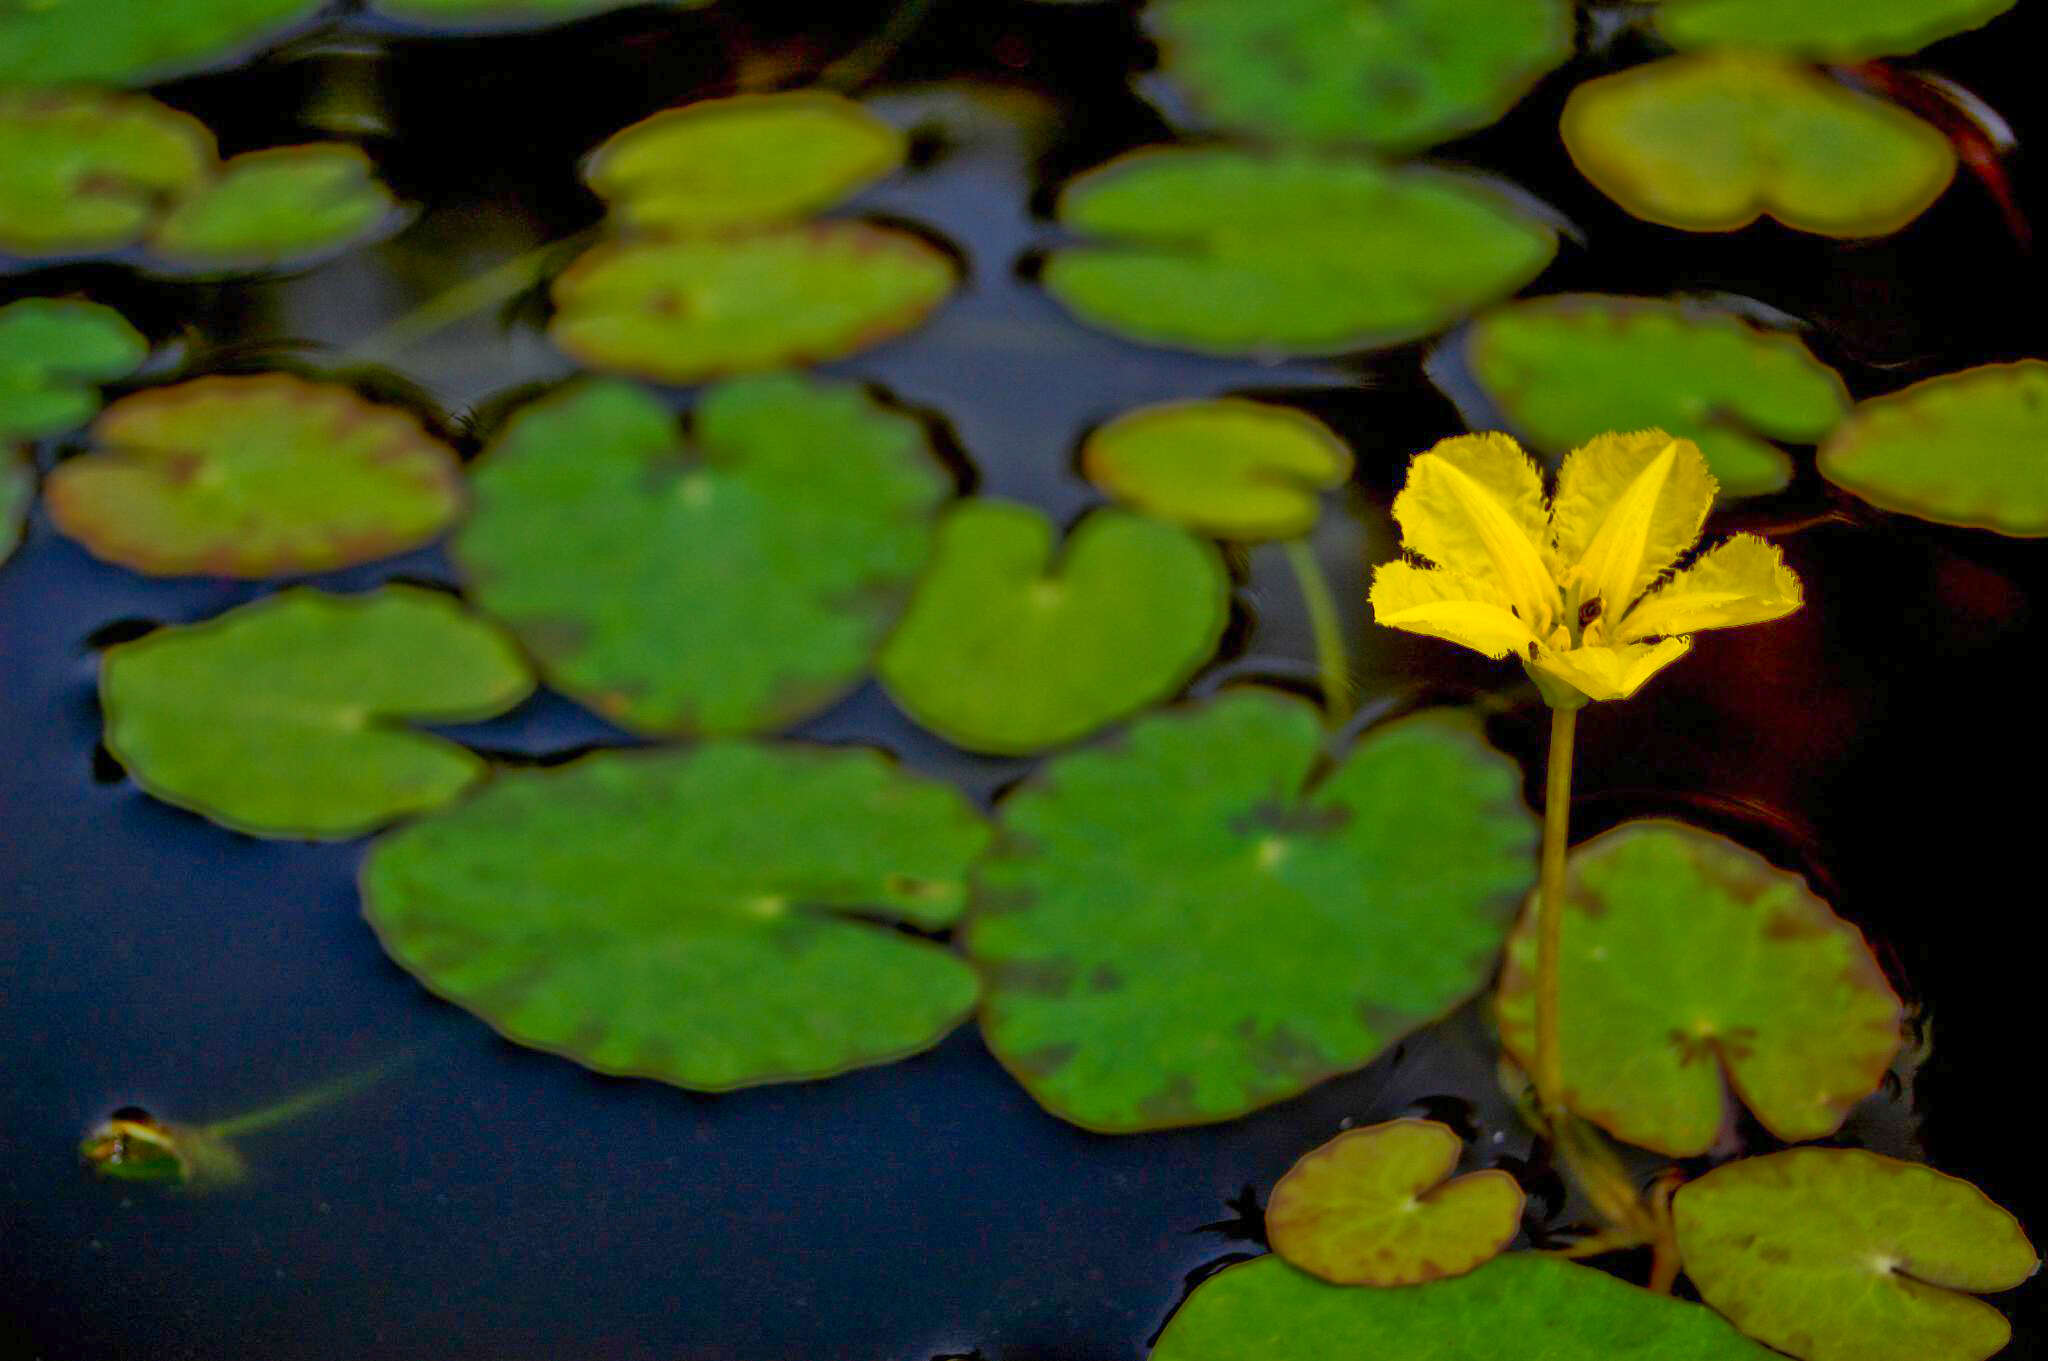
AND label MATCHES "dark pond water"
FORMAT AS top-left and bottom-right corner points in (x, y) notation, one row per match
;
(4, 3), (2046, 1357)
